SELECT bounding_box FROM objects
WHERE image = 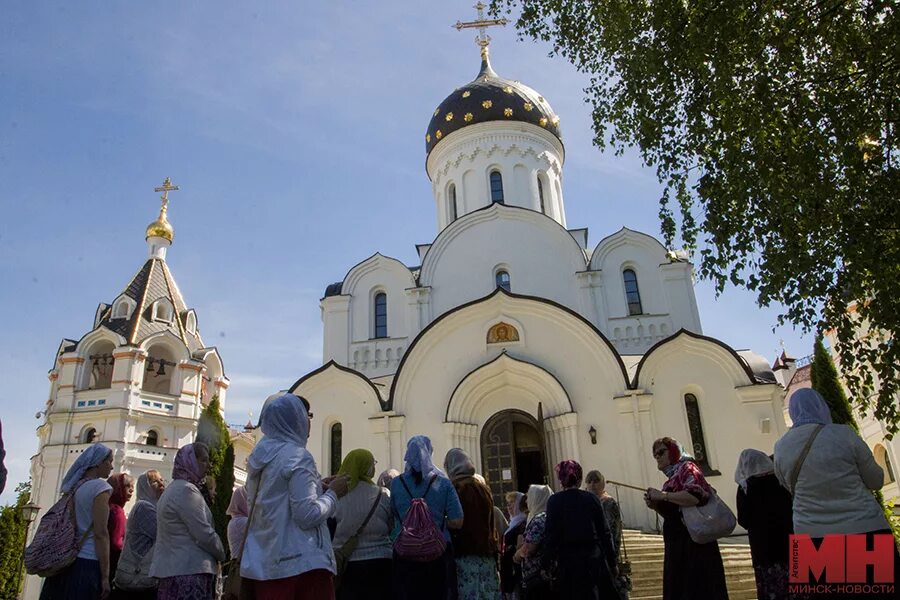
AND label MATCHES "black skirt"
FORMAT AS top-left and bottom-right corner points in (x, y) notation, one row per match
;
(659, 501), (729, 600)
